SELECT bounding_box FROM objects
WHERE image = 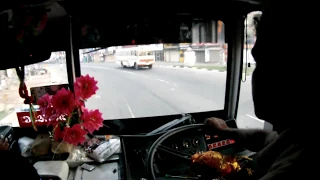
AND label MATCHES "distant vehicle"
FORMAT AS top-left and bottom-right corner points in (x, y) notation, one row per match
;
(30, 68), (47, 75)
(29, 64), (48, 75)
(115, 46), (155, 69)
